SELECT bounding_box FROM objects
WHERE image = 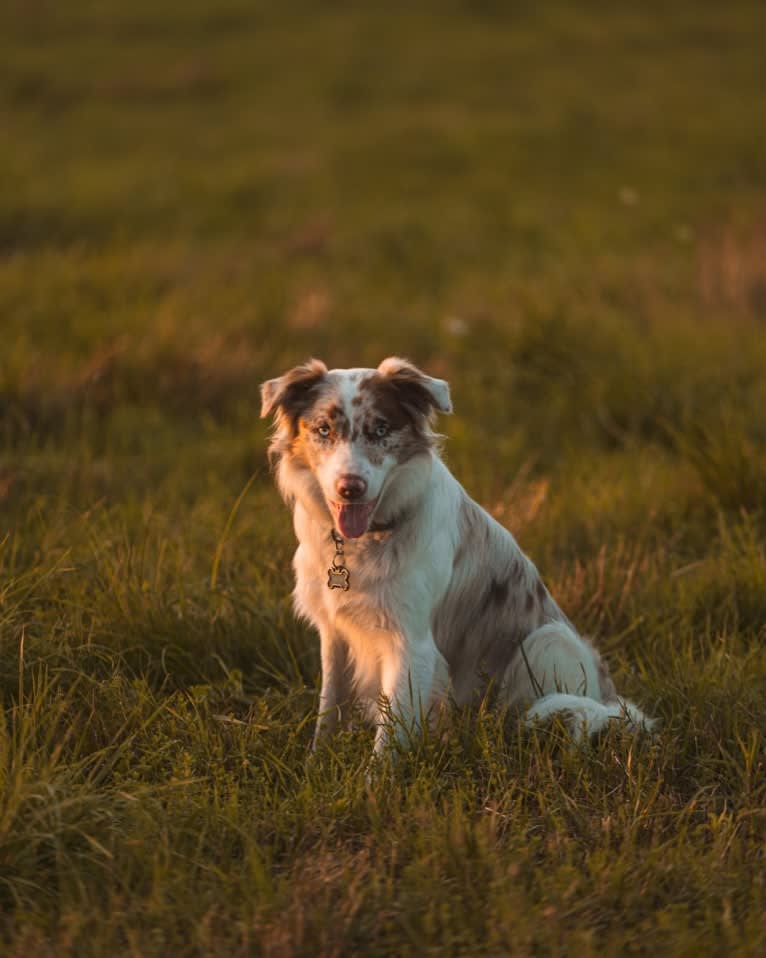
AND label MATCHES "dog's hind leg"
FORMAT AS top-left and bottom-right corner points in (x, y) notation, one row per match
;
(504, 623), (655, 740)
(505, 623), (605, 705)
